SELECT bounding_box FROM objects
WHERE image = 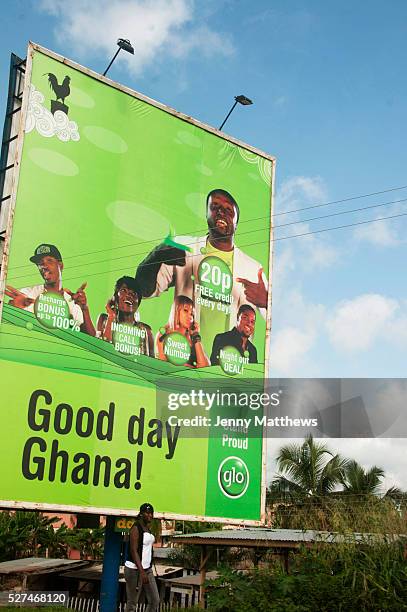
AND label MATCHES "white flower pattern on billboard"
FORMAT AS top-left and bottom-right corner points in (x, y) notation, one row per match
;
(25, 84), (80, 142)
(219, 140), (272, 185)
